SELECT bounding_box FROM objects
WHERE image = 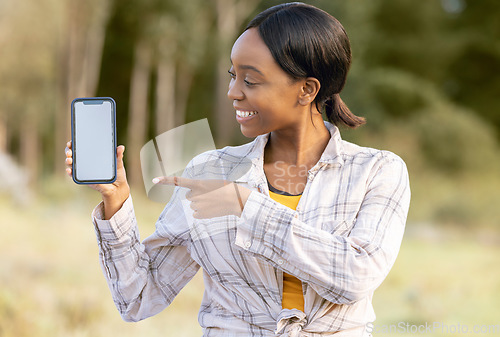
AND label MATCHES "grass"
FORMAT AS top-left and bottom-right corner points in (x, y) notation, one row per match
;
(372, 236), (500, 336)
(0, 180), (203, 337)
(1, 178), (499, 336)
